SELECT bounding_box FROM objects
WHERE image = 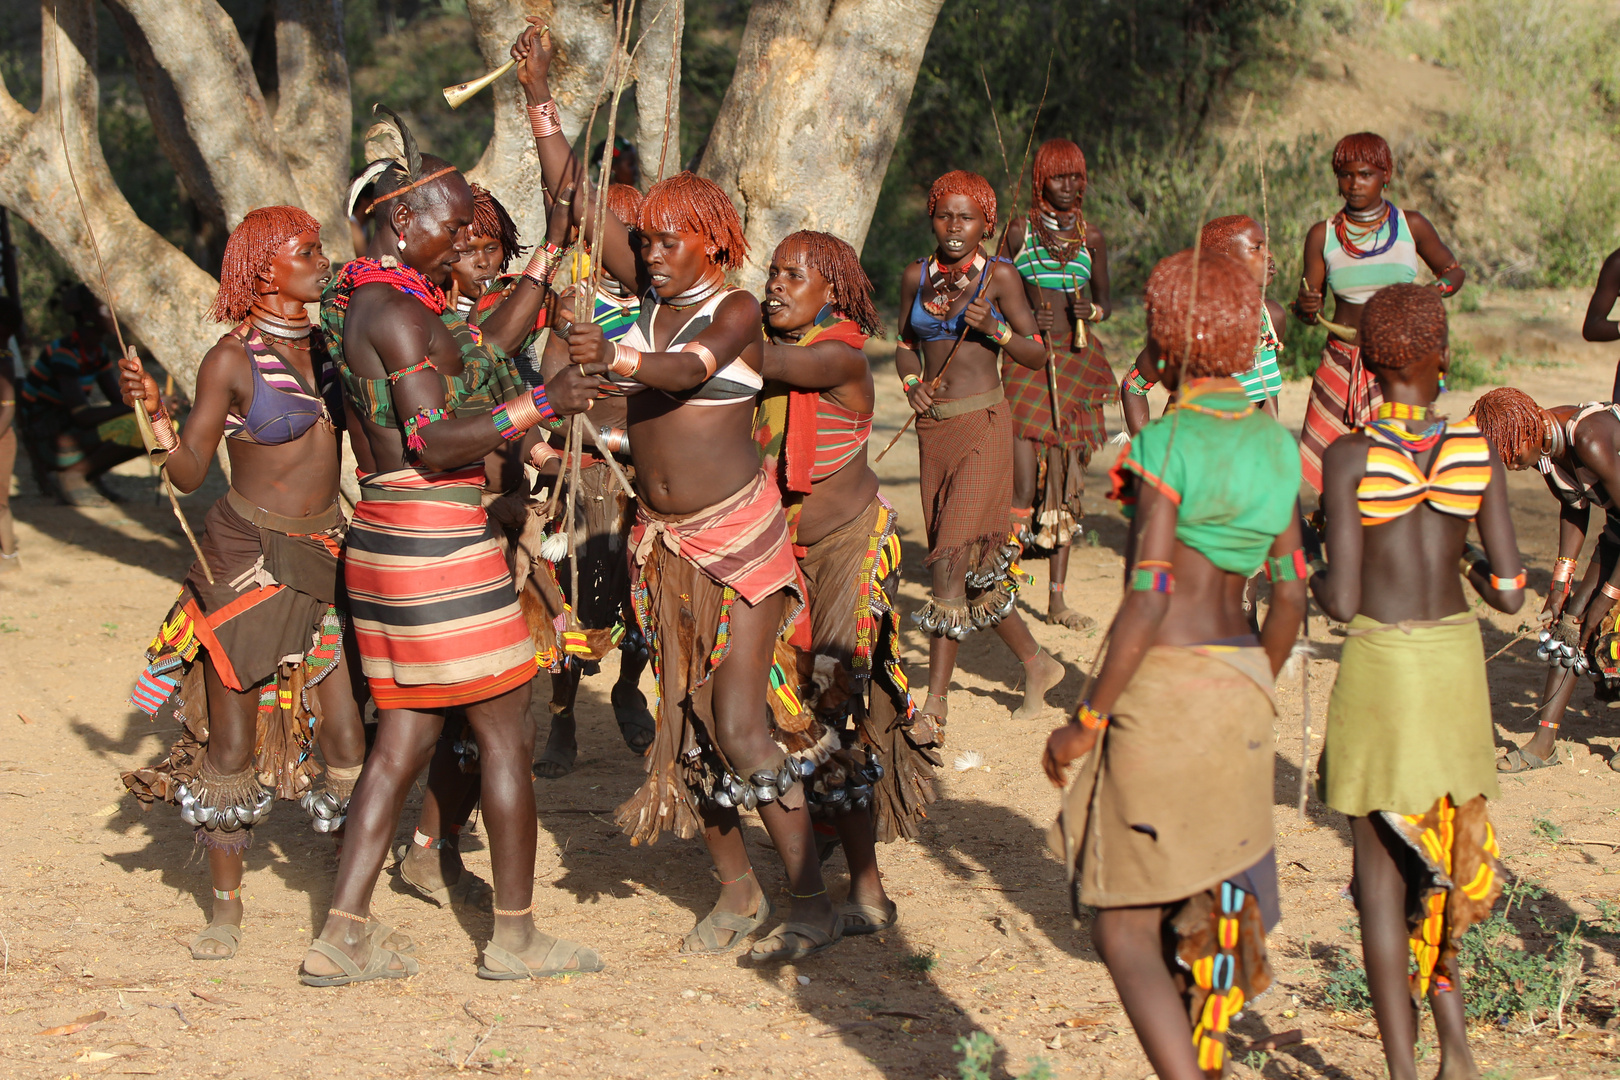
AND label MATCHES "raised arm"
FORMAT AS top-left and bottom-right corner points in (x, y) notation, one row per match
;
(1082, 223), (1112, 321)
(1308, 432), (1369, 622)
(512, 22), (641, 295)
(1582, 248), (1620, 343)
(568, 290), (761, 394)
(473, 186), (574, 358)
